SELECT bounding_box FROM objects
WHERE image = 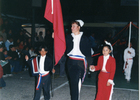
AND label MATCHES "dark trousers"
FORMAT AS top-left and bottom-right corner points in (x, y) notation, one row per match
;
(34, 74), (51, 100)
(3, 63), (11, 75)
(67, 58), (85, 100)
(9, 60), (22, 73)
